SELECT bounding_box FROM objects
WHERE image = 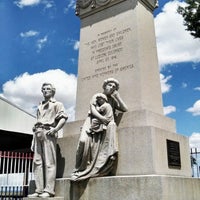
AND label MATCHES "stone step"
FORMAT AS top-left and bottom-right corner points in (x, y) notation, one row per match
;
(28, 176), (200, 200)
(24, 197), (64, 200)
(27, 179), (71, 198)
